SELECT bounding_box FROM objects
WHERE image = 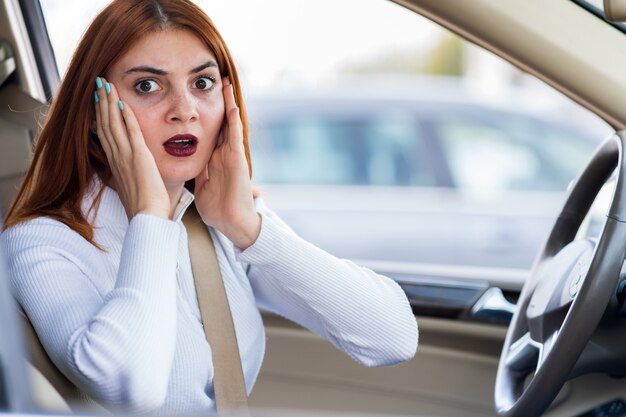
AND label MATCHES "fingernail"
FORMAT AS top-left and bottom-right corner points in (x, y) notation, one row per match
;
(224, 77), (230, 86)
(105, 82), (111, 94)
(96, 77), (103, 89)
(118, 100), (124, 111)
(94, 90), (99, 103)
